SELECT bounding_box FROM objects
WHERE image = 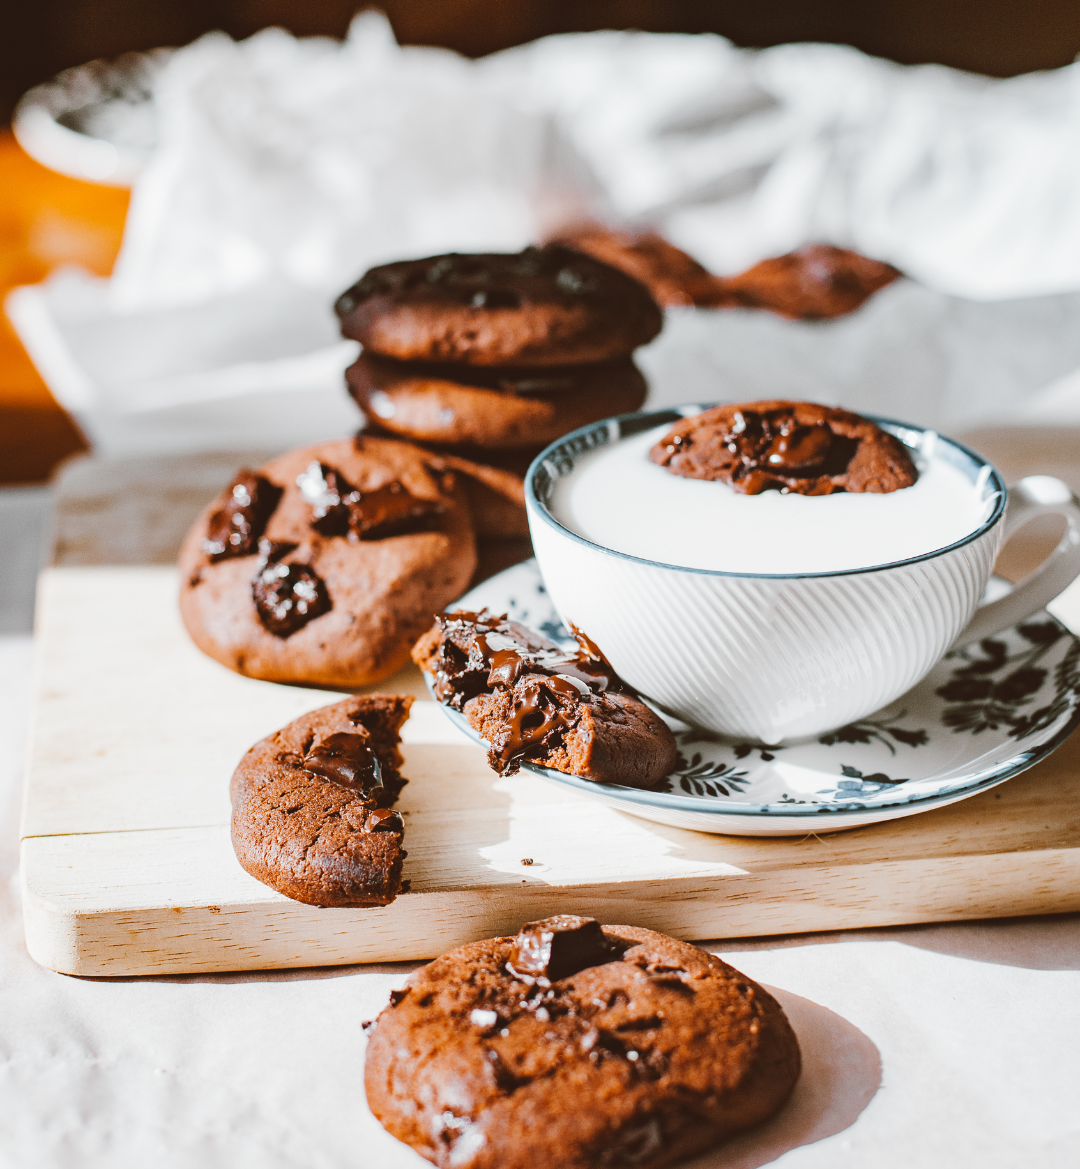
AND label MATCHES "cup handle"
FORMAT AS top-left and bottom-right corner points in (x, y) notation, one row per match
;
(954, 475), (1080, 647)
